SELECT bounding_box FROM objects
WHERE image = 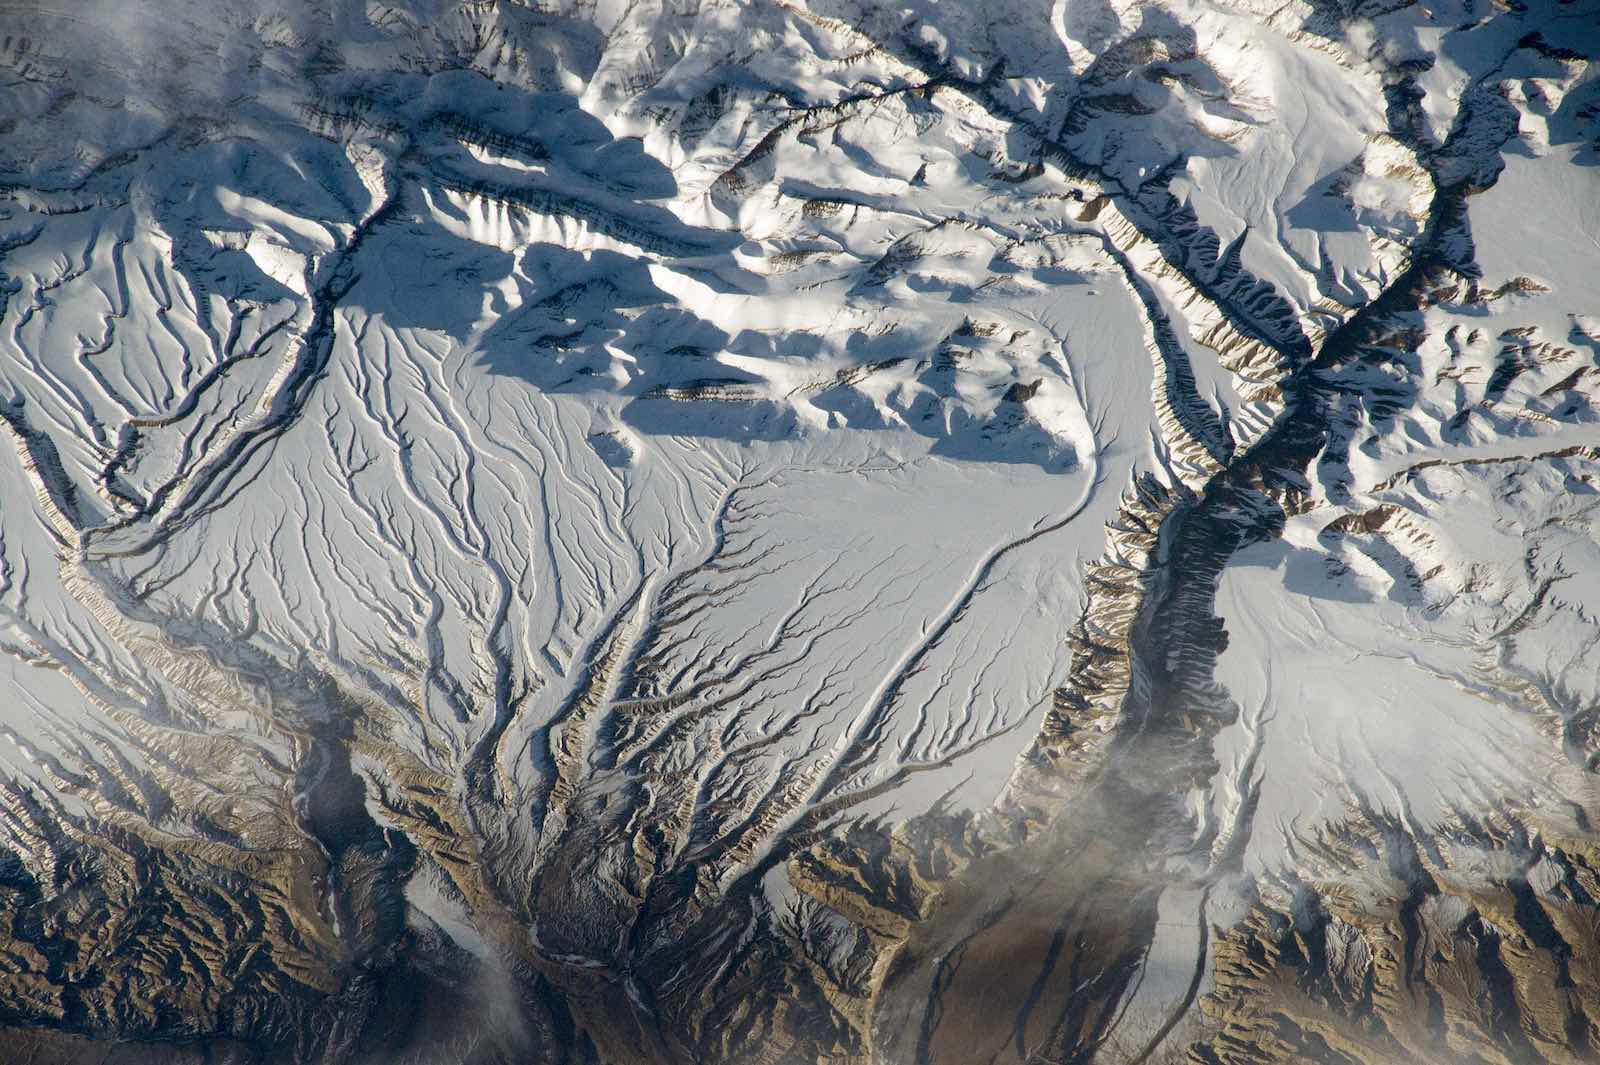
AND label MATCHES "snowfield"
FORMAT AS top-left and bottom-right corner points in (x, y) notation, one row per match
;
(0, 0), (1596, 1062)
